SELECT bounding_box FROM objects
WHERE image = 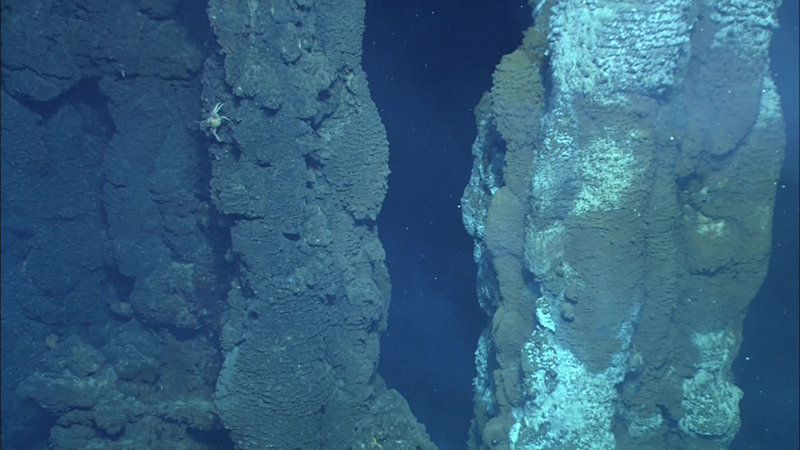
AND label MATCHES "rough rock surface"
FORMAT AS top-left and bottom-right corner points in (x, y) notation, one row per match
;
(203, 0), (433, 448)
(2, 1), (227, 447)
(463, 0), (785, 448)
